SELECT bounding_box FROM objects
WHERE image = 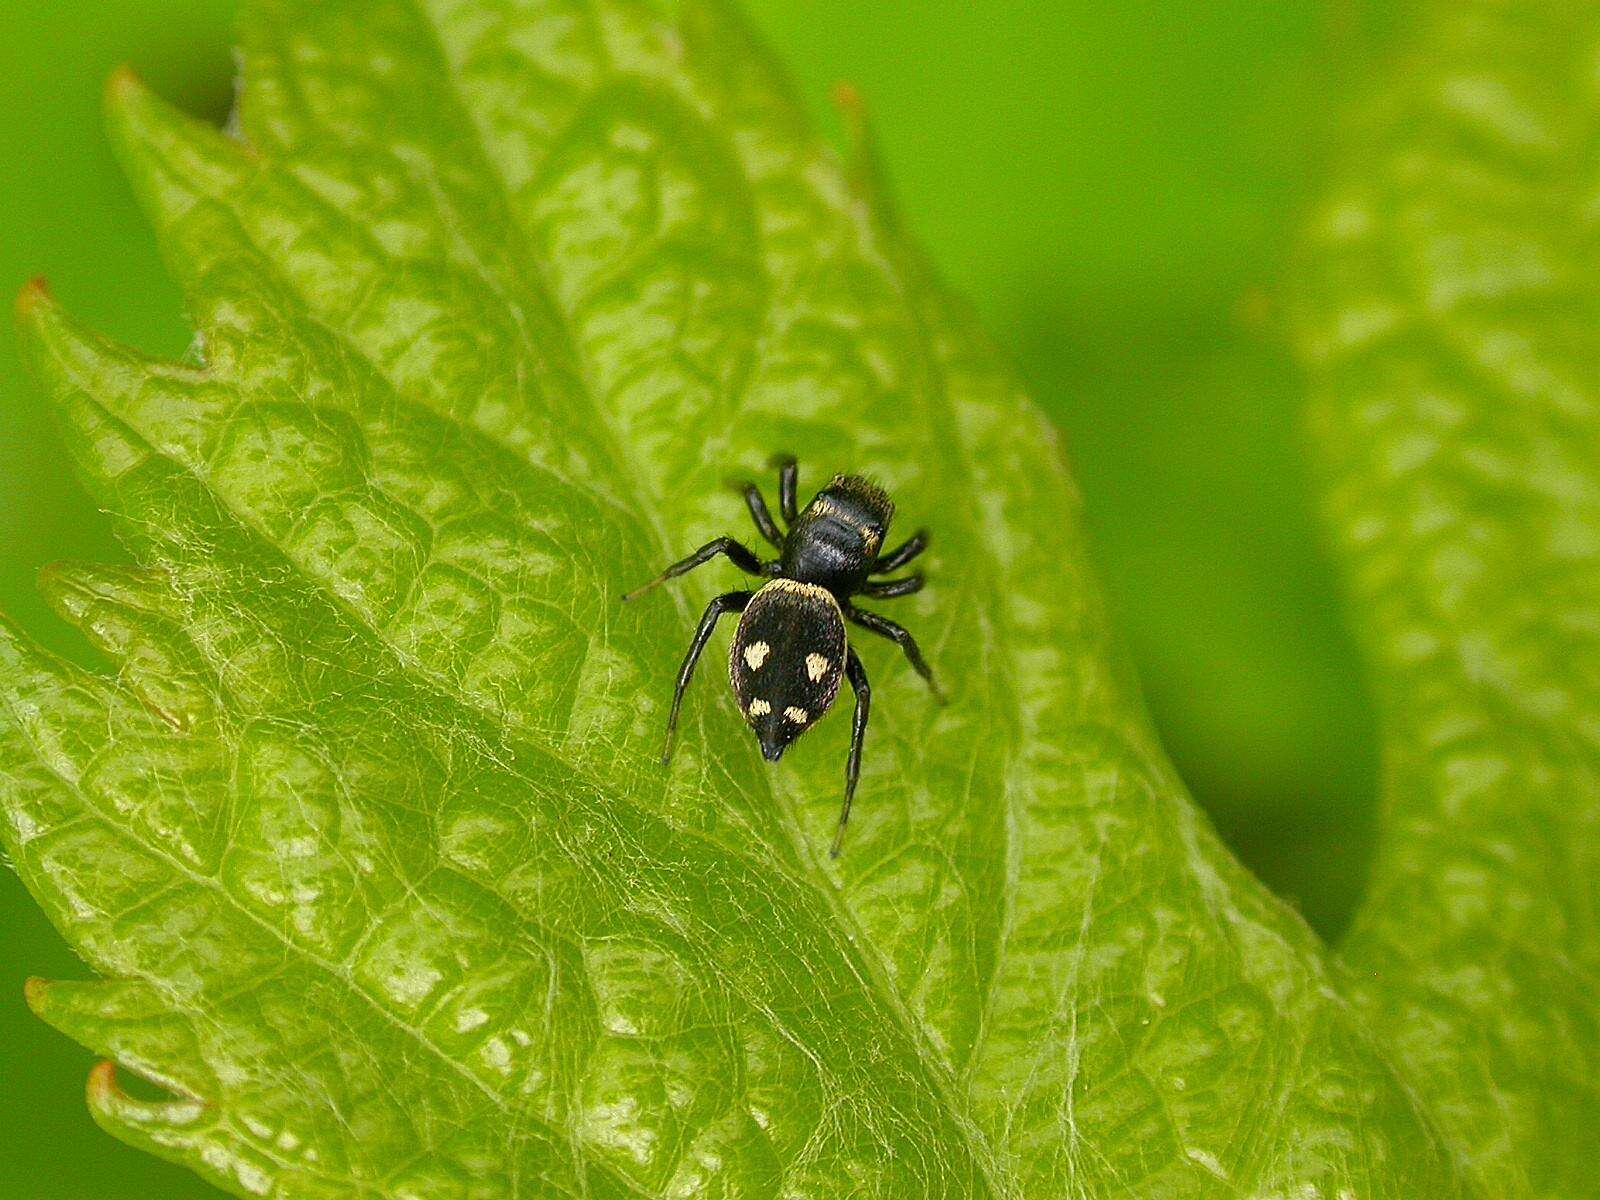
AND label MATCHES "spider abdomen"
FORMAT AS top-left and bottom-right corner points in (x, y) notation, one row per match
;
(729, 579), (847, 762)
